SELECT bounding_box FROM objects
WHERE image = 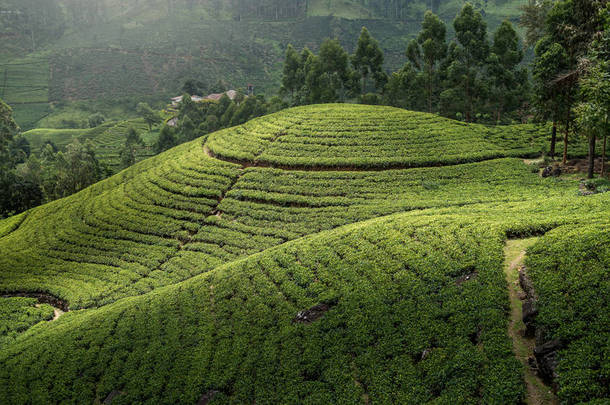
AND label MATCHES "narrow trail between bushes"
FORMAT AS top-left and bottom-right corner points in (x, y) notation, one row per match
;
(2, 292), (68, 321)
(503, 239), (558, 405)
